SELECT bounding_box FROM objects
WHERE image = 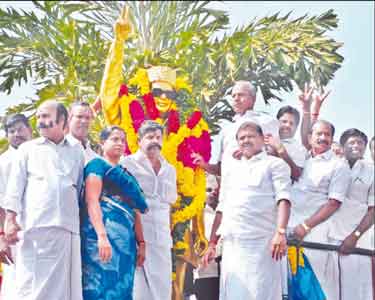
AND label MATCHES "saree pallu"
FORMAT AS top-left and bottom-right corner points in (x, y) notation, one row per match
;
(81, 196), (137, 300)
